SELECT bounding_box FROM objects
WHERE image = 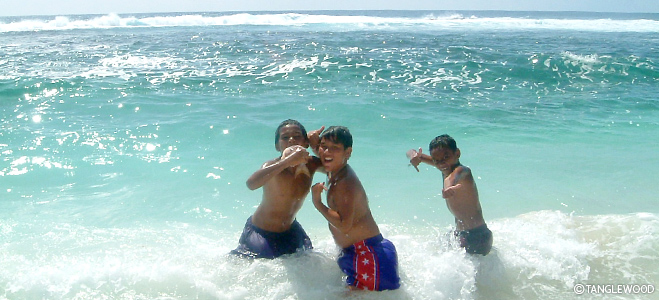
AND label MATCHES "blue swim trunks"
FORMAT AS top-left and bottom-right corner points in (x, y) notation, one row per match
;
(231, 216), (313, 259)
(337, 234), (400, 291)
